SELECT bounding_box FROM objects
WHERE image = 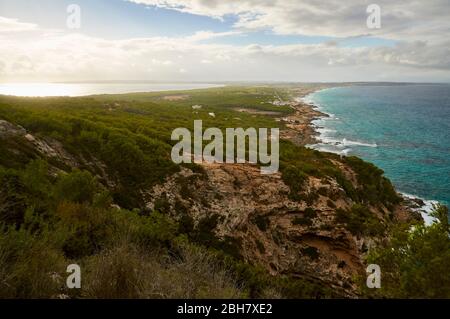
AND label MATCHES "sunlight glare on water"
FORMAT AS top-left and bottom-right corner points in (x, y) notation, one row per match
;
(0, 82), (224, 97)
